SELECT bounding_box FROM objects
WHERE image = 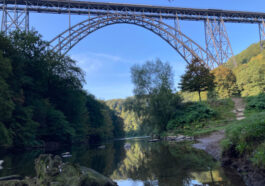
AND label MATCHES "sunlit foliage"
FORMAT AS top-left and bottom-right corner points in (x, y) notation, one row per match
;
(211, 65), (238, 98)
(179, 58), (215, 102)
